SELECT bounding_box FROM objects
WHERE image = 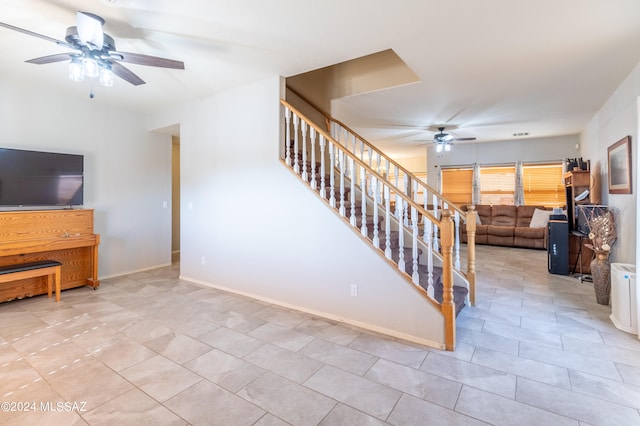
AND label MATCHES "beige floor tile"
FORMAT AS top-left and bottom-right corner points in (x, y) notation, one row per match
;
(120, 354), (202, 402)
(387, 393), (487, 426)
(244, 343), (322, 383)
(165, 379), (265, 426)
(304, 365), (402, 420)
(238, 372), (336, 425)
